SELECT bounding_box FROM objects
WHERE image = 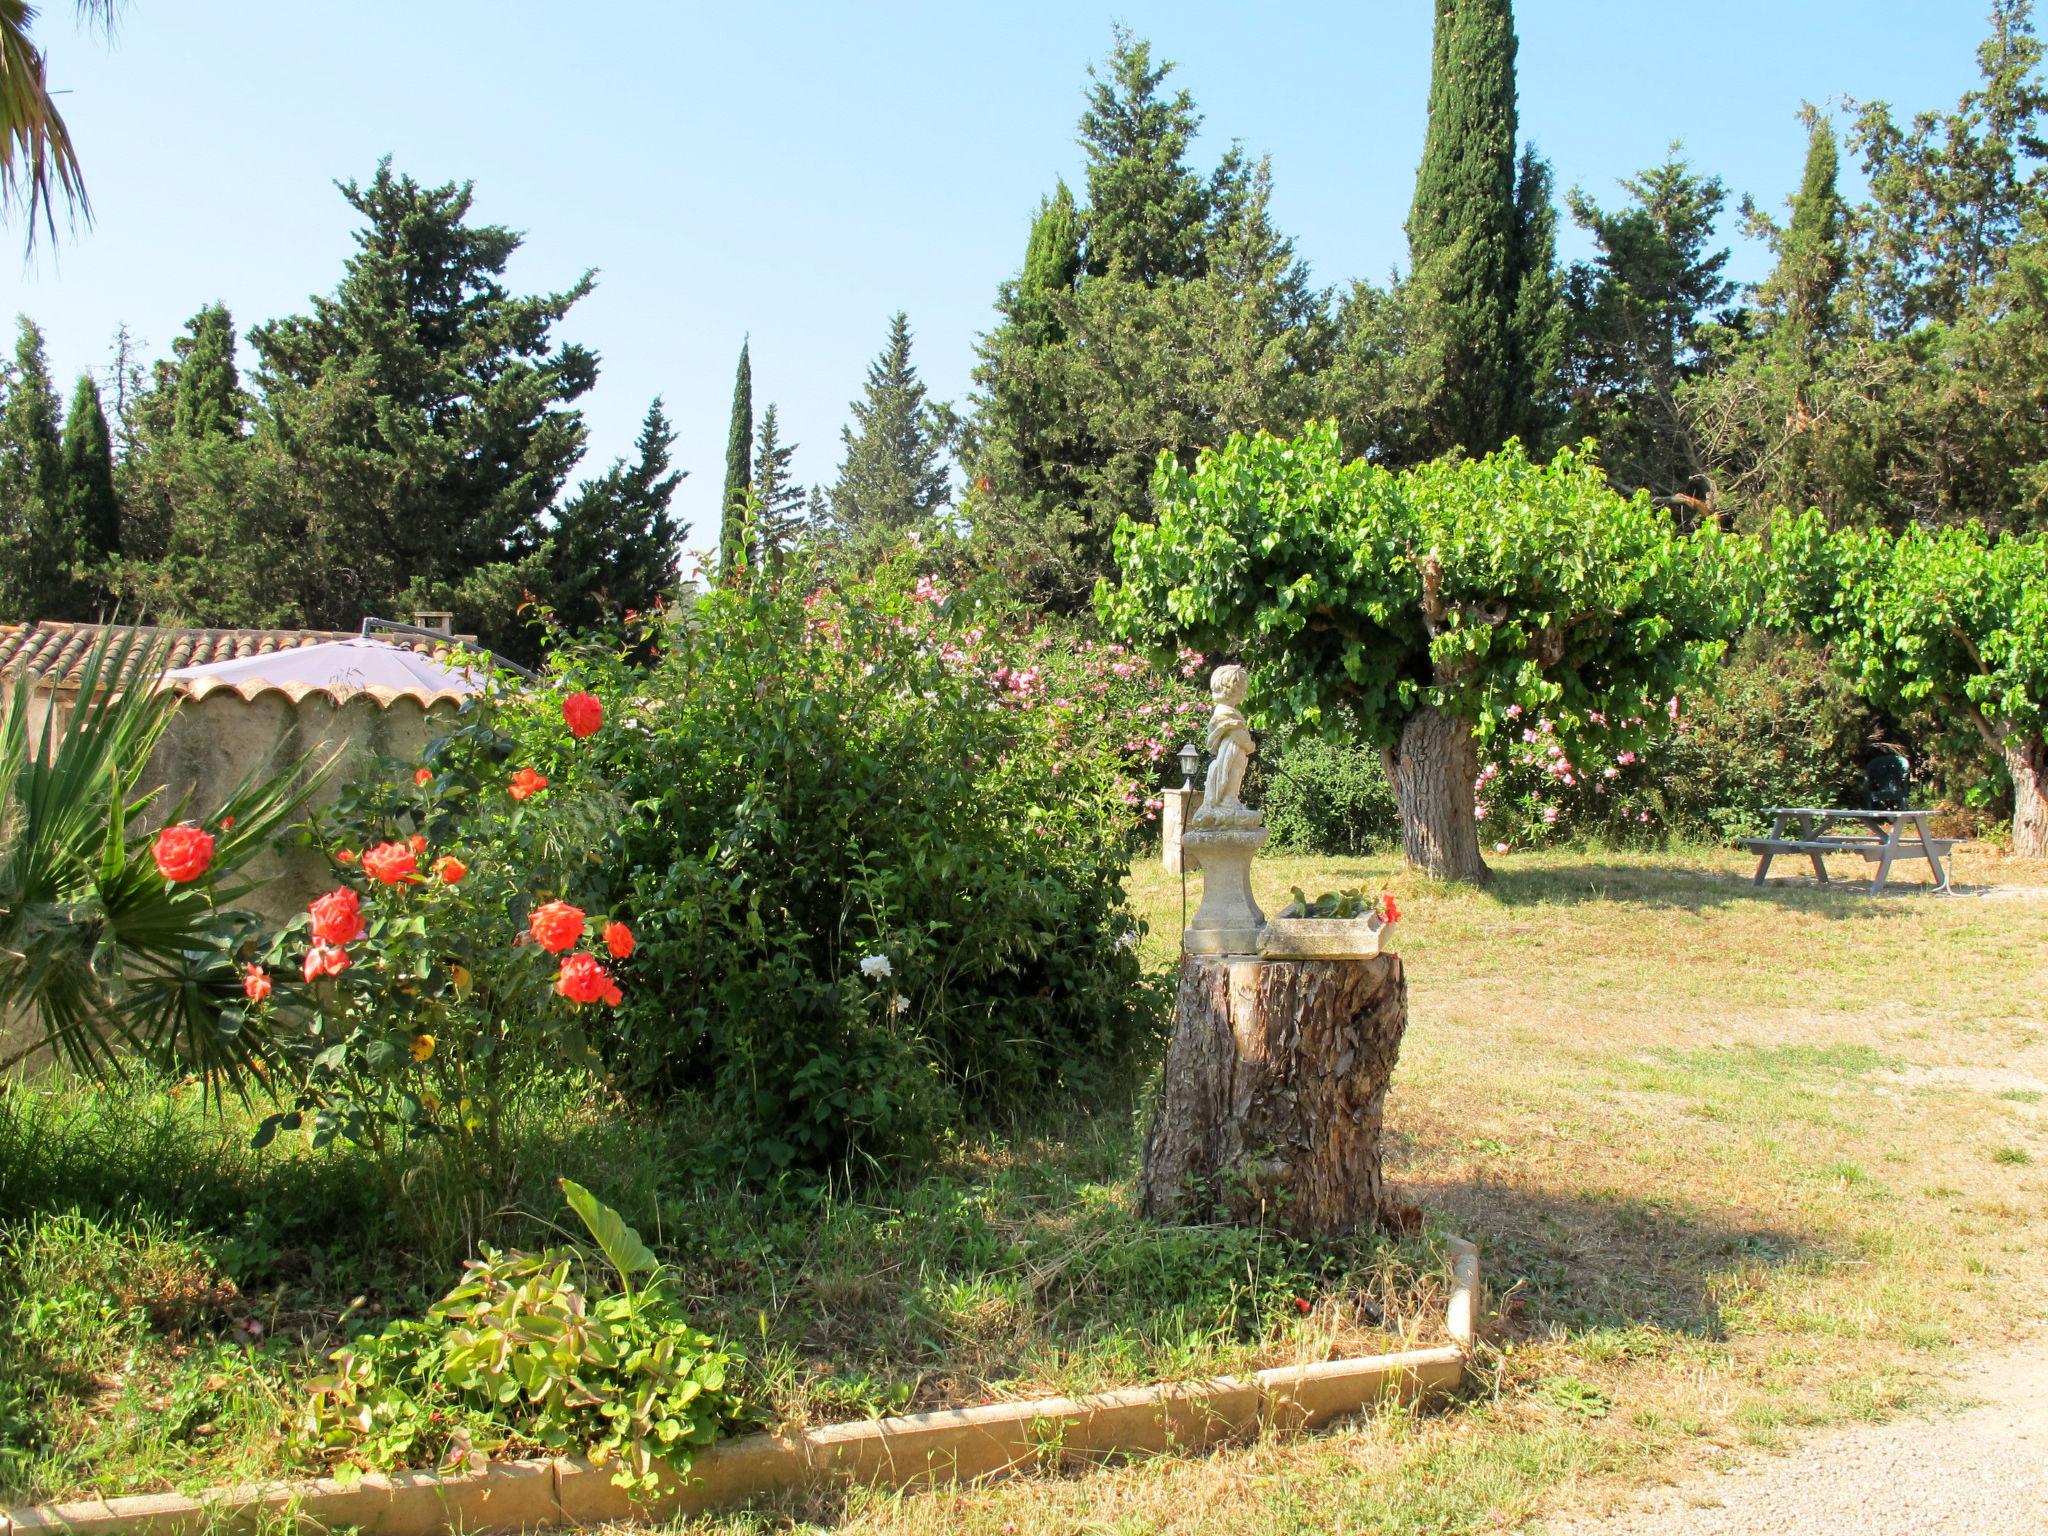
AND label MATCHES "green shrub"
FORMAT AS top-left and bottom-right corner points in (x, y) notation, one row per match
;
(1259, 736), (1400, 855)
(409, 564), (1162, 1176)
